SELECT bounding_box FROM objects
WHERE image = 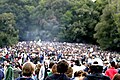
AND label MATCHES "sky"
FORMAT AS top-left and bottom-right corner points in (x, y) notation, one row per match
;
(91, 0), (96, 2)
